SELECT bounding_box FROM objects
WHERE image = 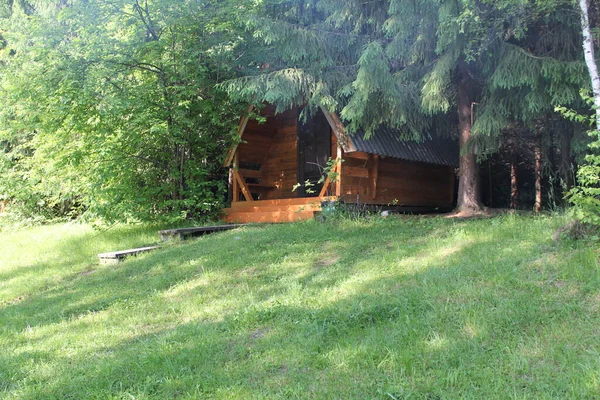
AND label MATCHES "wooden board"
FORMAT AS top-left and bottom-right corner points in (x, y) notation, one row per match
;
(344, 166), (369, 178)
(223, 210), (315, 224)
(158, 224), (244, 241)
(98, 246), (160, 264)
(344, 151), (370, 160)
(230, 196), (336, 209)
(225, 203), (322, 213)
